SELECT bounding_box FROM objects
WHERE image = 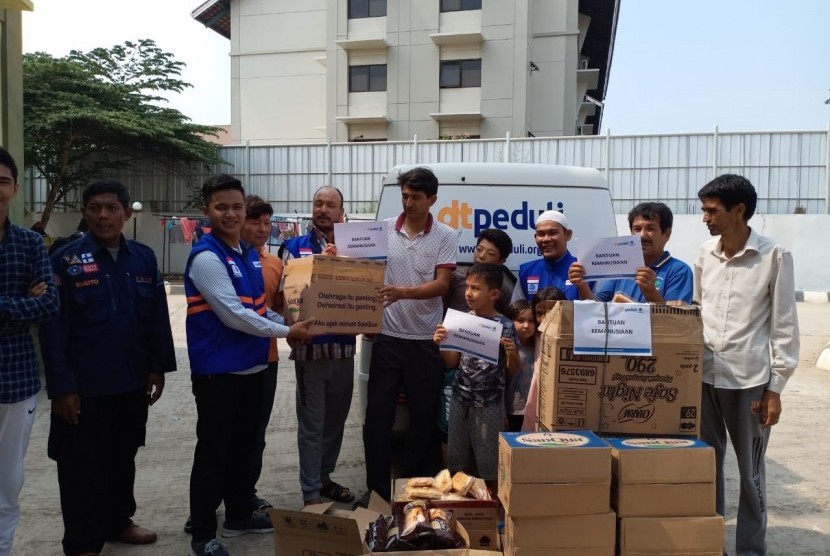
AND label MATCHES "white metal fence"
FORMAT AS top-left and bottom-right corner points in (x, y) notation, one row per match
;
(25, 127), (830, 216)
